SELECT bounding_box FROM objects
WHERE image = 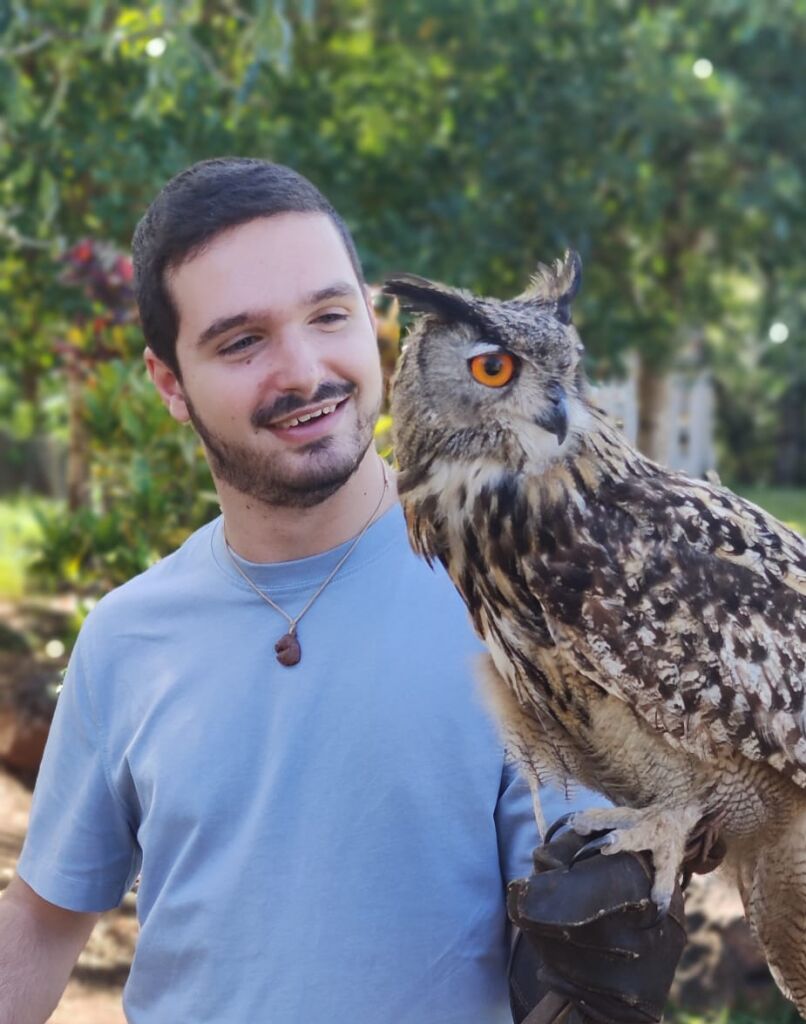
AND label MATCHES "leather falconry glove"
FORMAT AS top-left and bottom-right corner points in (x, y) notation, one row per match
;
(507, 825), (687, 1024)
